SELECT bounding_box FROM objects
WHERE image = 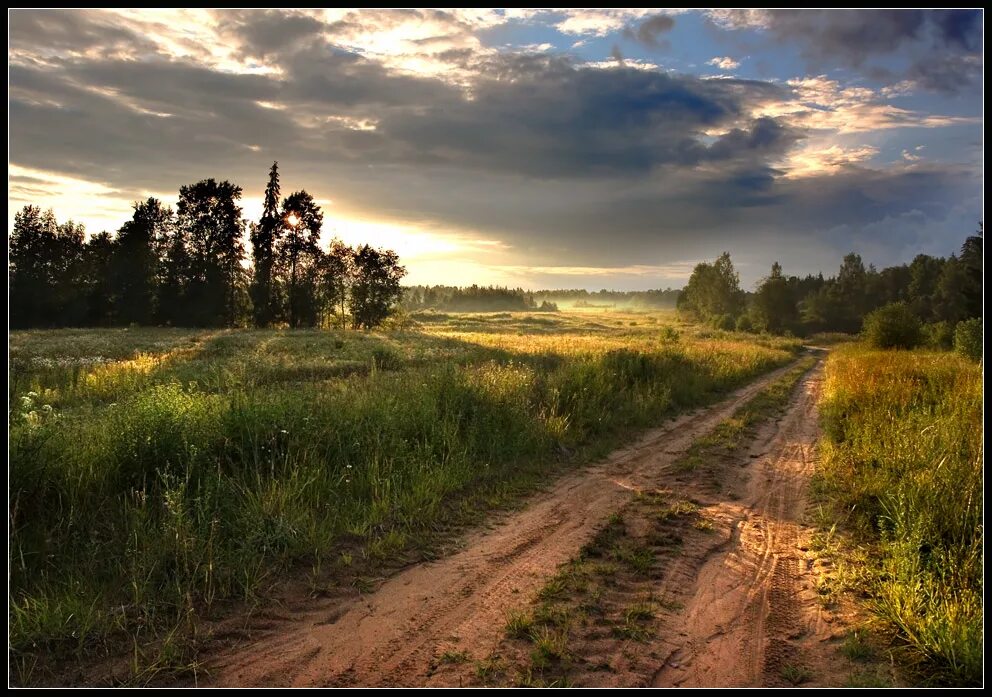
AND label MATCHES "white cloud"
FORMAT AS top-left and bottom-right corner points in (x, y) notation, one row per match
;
(707, 56), (740, 70)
